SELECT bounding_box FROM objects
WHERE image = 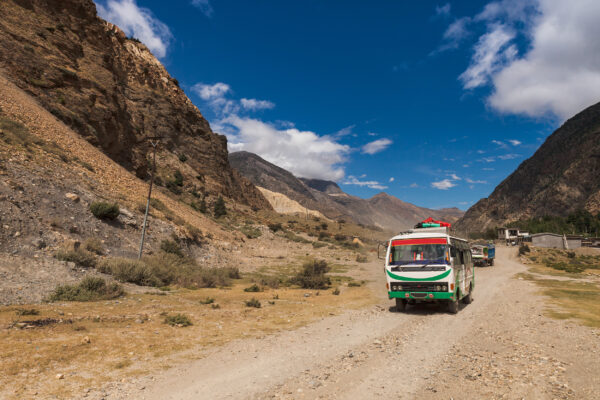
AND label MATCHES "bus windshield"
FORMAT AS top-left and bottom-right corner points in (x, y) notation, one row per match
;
(389, 238), (447, 265)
